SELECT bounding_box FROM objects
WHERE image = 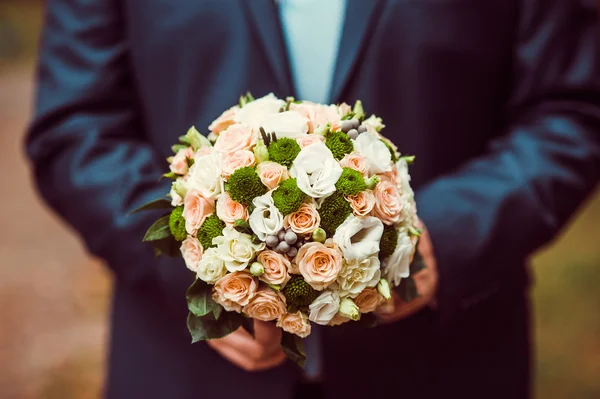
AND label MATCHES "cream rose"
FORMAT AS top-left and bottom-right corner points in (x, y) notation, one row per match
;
(296, 242), (342, 290)
(373, 180), (405, 225)
(261, 111), (310, 138)
(308, 290), (340, 325)
(170, 181), (185, 207)
(382, 229), (416, 286)
(183, 190), (215, 235)
(214, 124), (258, 156)
(208, 105), (238, 135)
(277, 311), (311, 338)
(339, 153), (369, 178)
(345, 190), (376, 217)
(213, 271), (258, 310)
(354, 287), (386, 313)
(336, 255), (381, 297)
(284, 201), (320, 235)
(196, 247), (228, 284)
(333, 215), (383, 261)
(187, 151), (224, 199)
(243, 288), (287, 321)
(221, 150), (255, 178)
(213, 225), (266, 272)
(216, 192), (248, 225)
(181, 236), (203, 272)
(257, 250), (291, 286)
(256, 161), (289, 190)
(249, 192), (284, 241)
(290, 141), (343, 198)
(363, 114), (385, 135)
(352, 131), (392, 174)
(169, 147), (194, 175)
(234, 93), (285, 126)
(296, 134), (325, 148)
